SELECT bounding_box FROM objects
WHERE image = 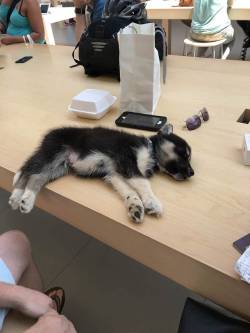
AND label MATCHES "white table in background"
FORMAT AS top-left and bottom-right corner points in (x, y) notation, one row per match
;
(42, 7), (75, 45)
(146, 0), (250, 54)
